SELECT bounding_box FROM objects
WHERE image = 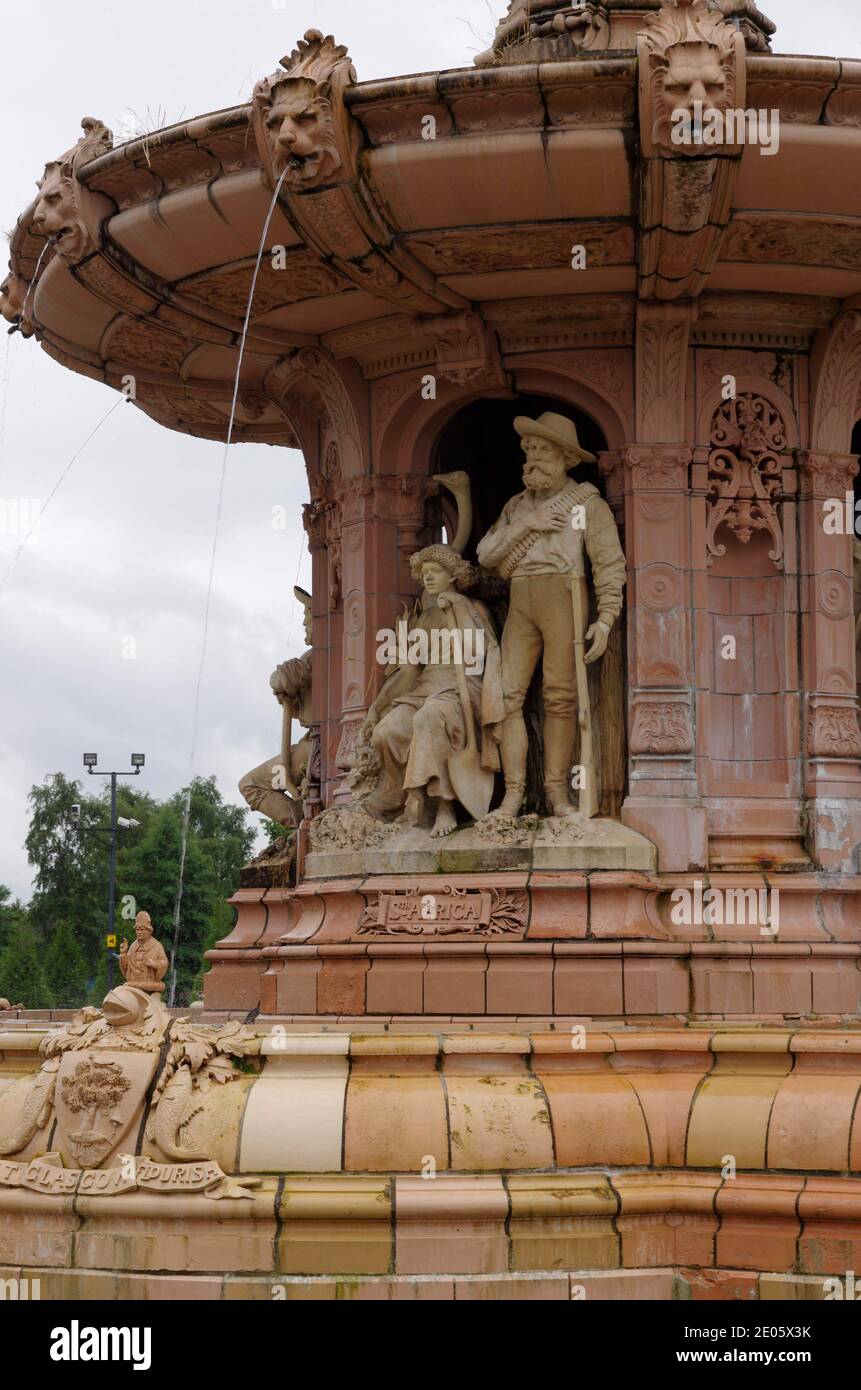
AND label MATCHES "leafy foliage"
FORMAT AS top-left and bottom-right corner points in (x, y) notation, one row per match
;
(1, 773), (255, 1011)
(0, 919), (51, 1008)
